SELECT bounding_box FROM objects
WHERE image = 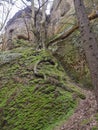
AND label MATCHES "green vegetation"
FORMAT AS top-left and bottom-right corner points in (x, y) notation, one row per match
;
(13, 39), (31, 48)
(91, 126), (98, 130)
(0, 45), (84, 130)
(95, 113), (98, 122)
(52, 32), (92, 89)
